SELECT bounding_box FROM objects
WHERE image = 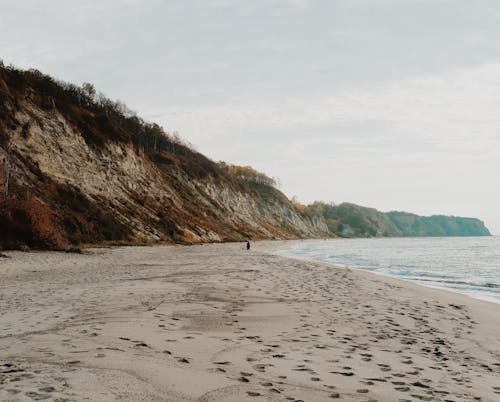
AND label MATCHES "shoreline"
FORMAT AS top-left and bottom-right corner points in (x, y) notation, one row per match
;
(278, 251), (500, 307)
(1, 241), (500, 401)
(274, 237), (500, 307)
